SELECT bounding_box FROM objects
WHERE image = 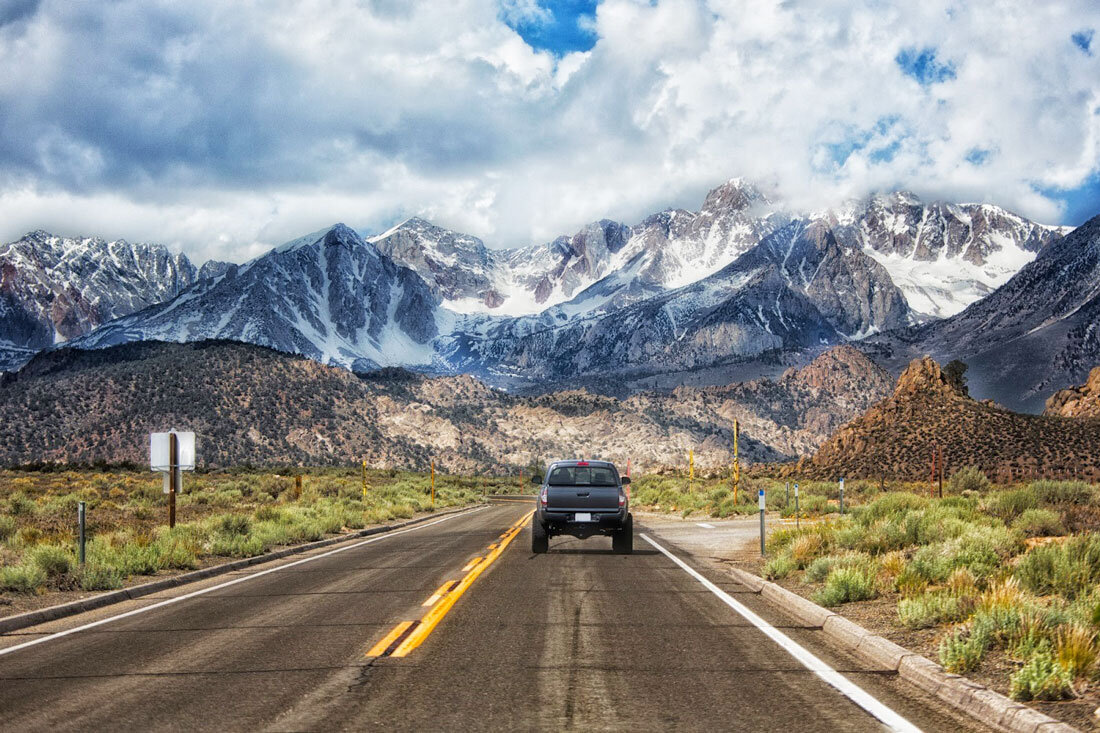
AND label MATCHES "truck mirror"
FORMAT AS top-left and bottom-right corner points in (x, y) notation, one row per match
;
(621, 476), (631, 485)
